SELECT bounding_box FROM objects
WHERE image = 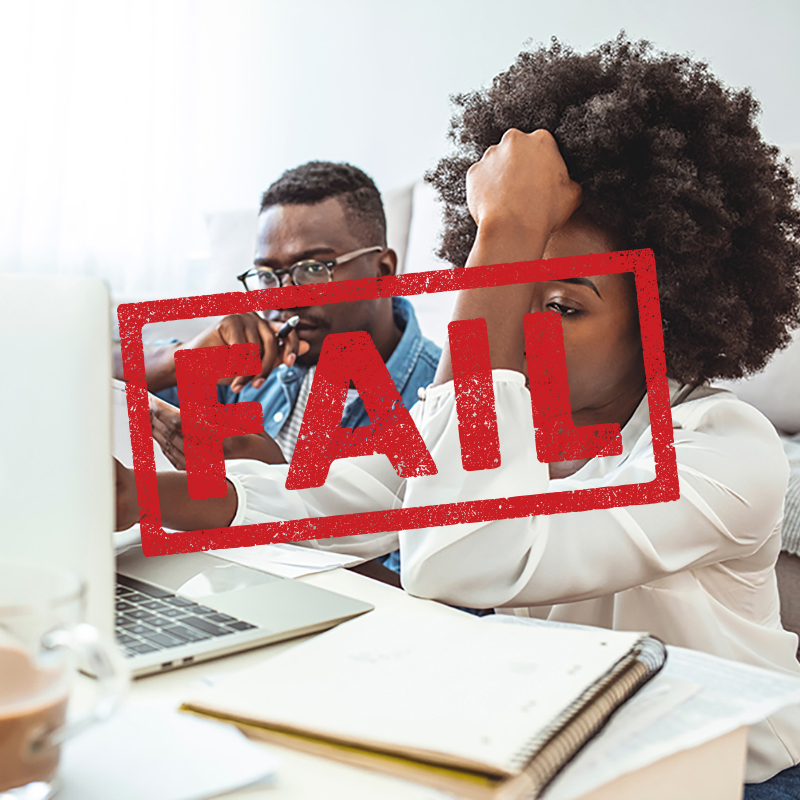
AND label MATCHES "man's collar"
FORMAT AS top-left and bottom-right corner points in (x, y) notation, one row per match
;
(384, 297), (425, 392)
